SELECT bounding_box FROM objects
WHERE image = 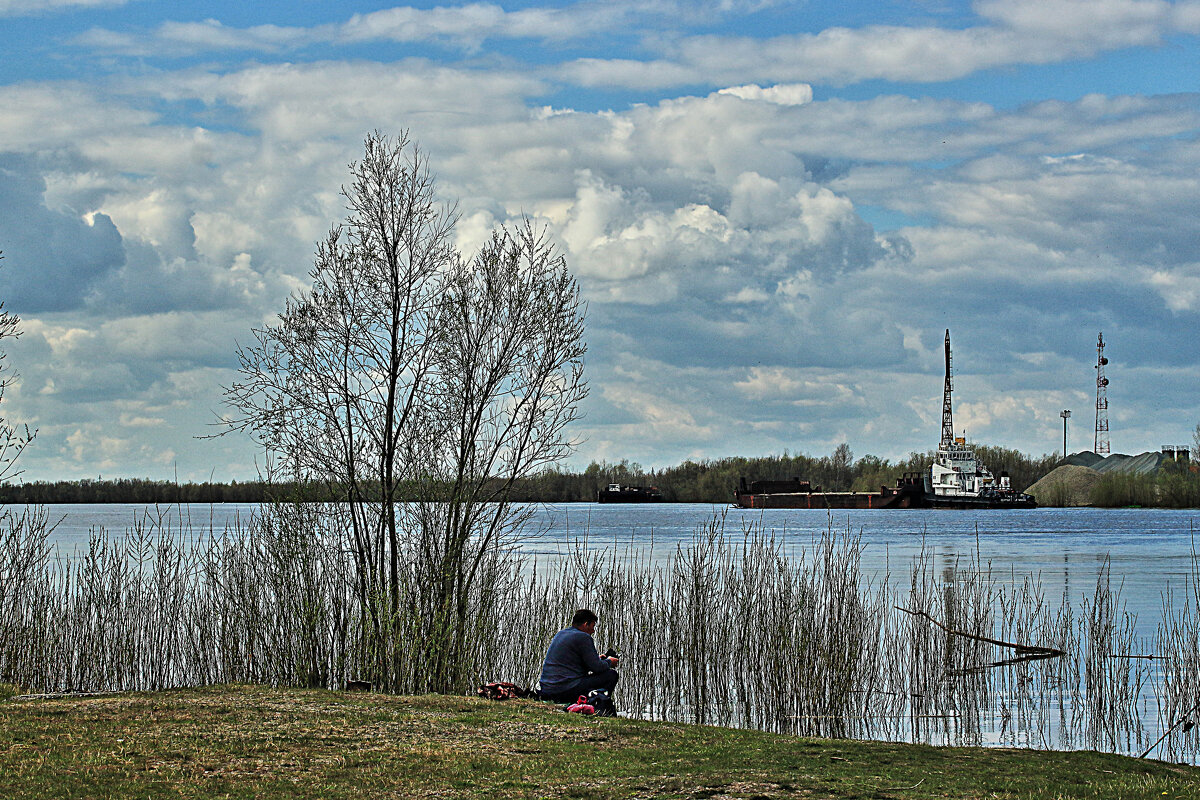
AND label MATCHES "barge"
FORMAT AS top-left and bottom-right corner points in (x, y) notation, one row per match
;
(734, 474), (925, 509)
(596, 483), (665, 503)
